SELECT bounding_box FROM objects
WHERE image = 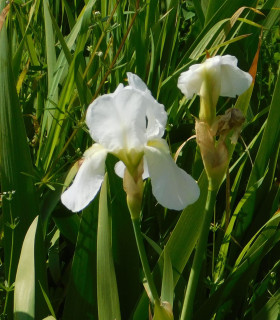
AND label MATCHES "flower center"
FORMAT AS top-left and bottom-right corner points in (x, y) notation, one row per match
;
(114, 148), (144, 178)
